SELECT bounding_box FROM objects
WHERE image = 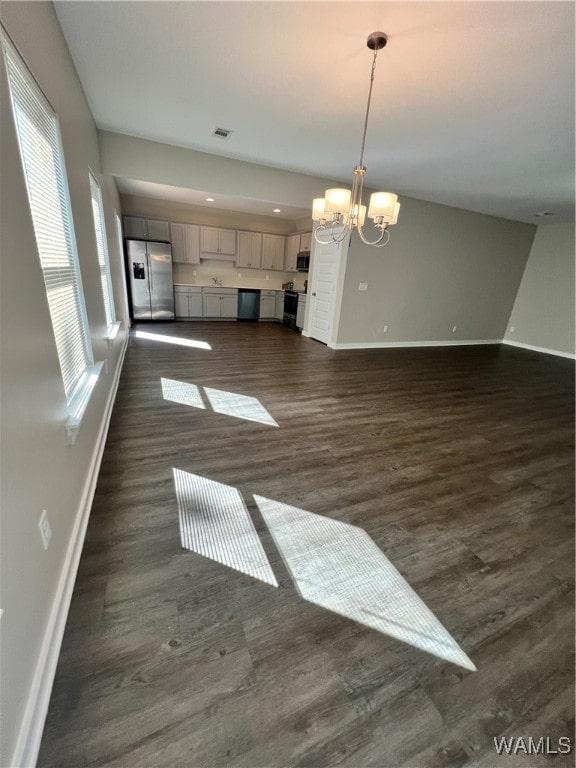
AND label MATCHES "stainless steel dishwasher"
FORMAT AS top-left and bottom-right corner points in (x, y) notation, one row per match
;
(237, 288), (261, 320)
